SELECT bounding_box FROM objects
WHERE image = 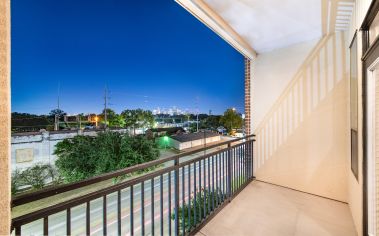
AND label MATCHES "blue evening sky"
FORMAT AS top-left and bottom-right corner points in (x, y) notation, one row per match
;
(11, 0), (244, 115)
